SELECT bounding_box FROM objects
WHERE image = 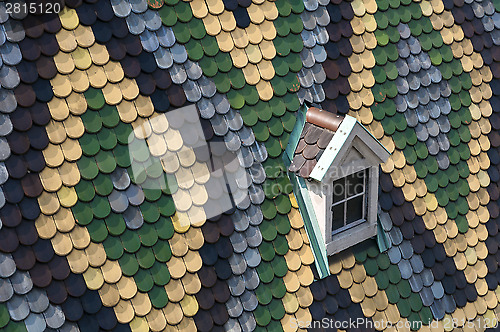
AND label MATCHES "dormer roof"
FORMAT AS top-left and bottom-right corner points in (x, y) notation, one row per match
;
(288, 107), (344, 178)
(288, 107), (390, 181)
